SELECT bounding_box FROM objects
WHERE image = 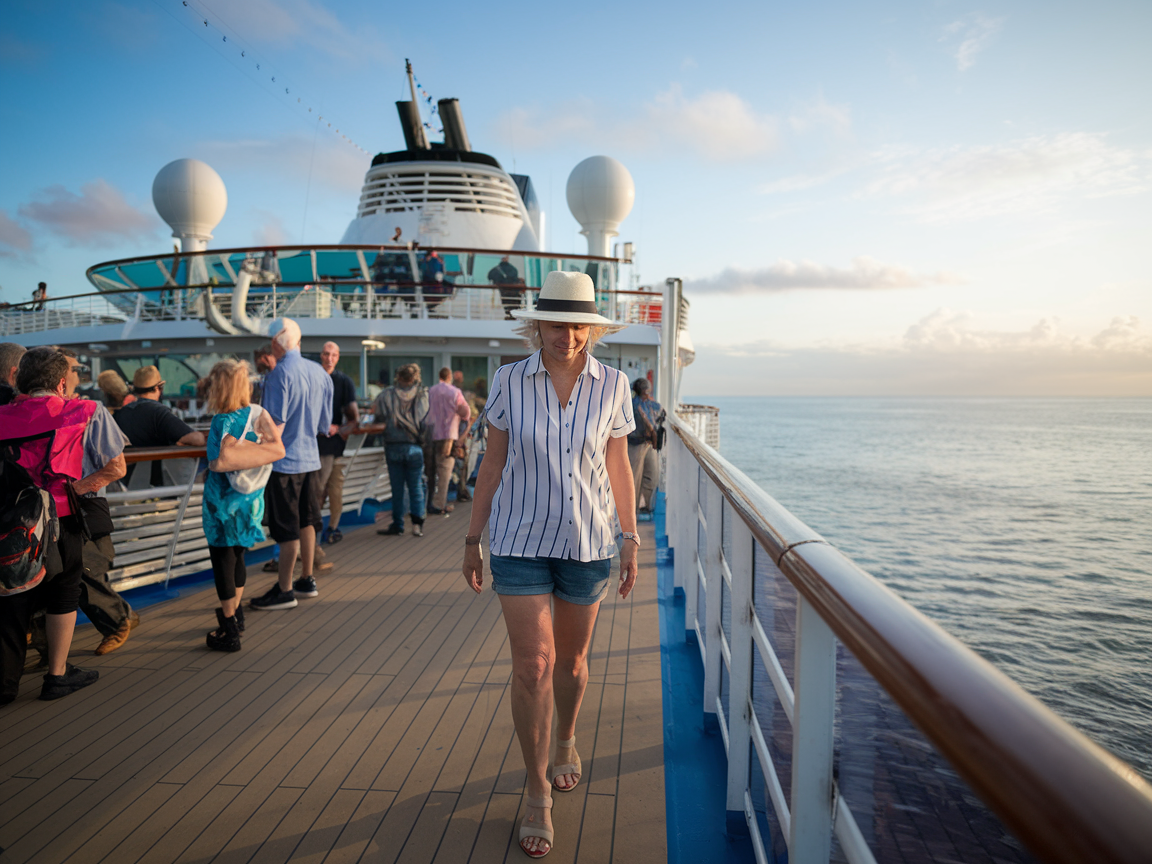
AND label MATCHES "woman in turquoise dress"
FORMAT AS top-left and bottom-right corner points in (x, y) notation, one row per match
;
(203, 359), (284, 651)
